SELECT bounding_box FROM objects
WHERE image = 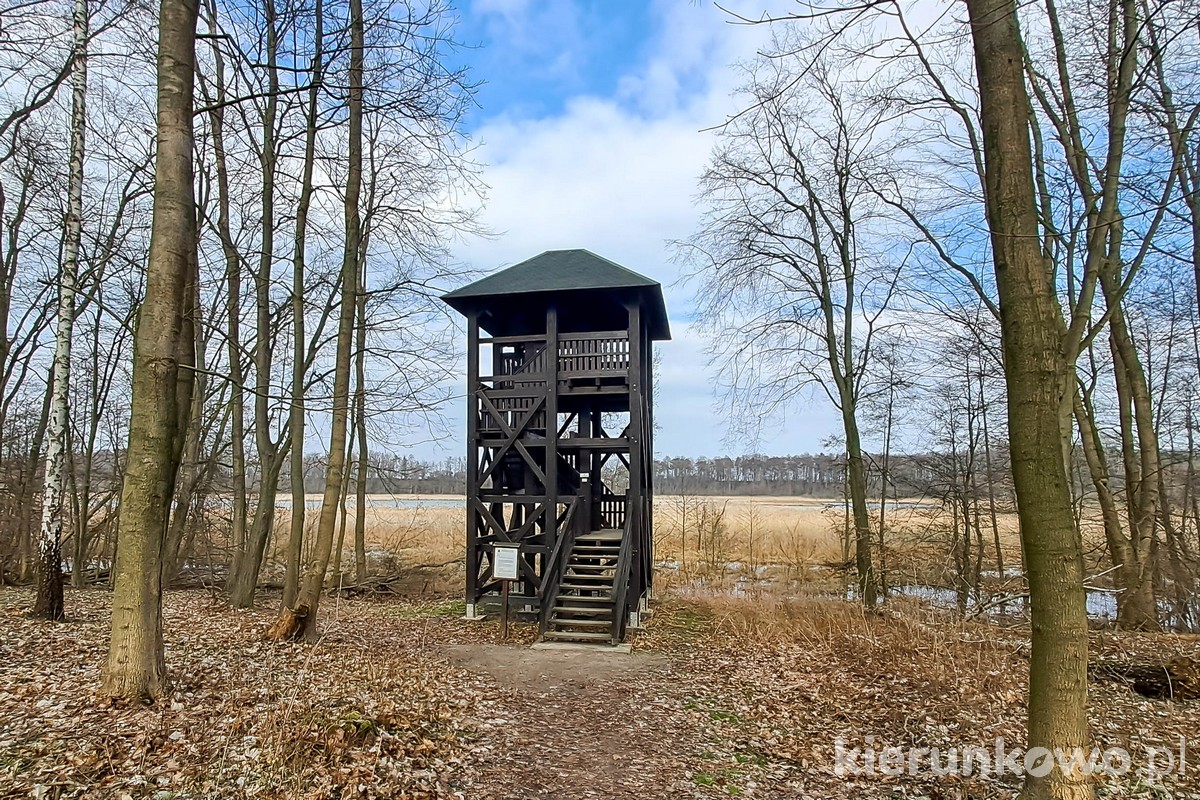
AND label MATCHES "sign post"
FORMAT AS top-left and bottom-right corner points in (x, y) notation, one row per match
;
(492, 544), (520, 641)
